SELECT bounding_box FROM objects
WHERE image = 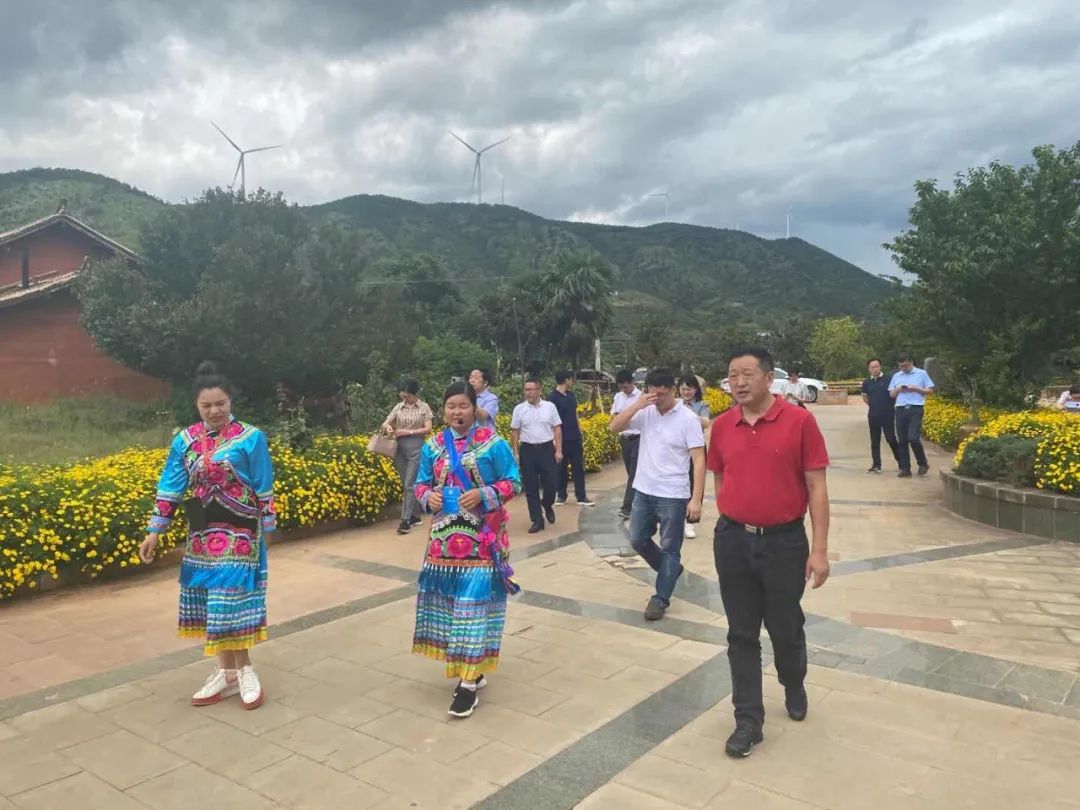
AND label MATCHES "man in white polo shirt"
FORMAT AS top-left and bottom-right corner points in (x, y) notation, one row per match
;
(610, 368), (706, 621)
(511, 378), (563, 533)
(611, 369), (643, 520)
